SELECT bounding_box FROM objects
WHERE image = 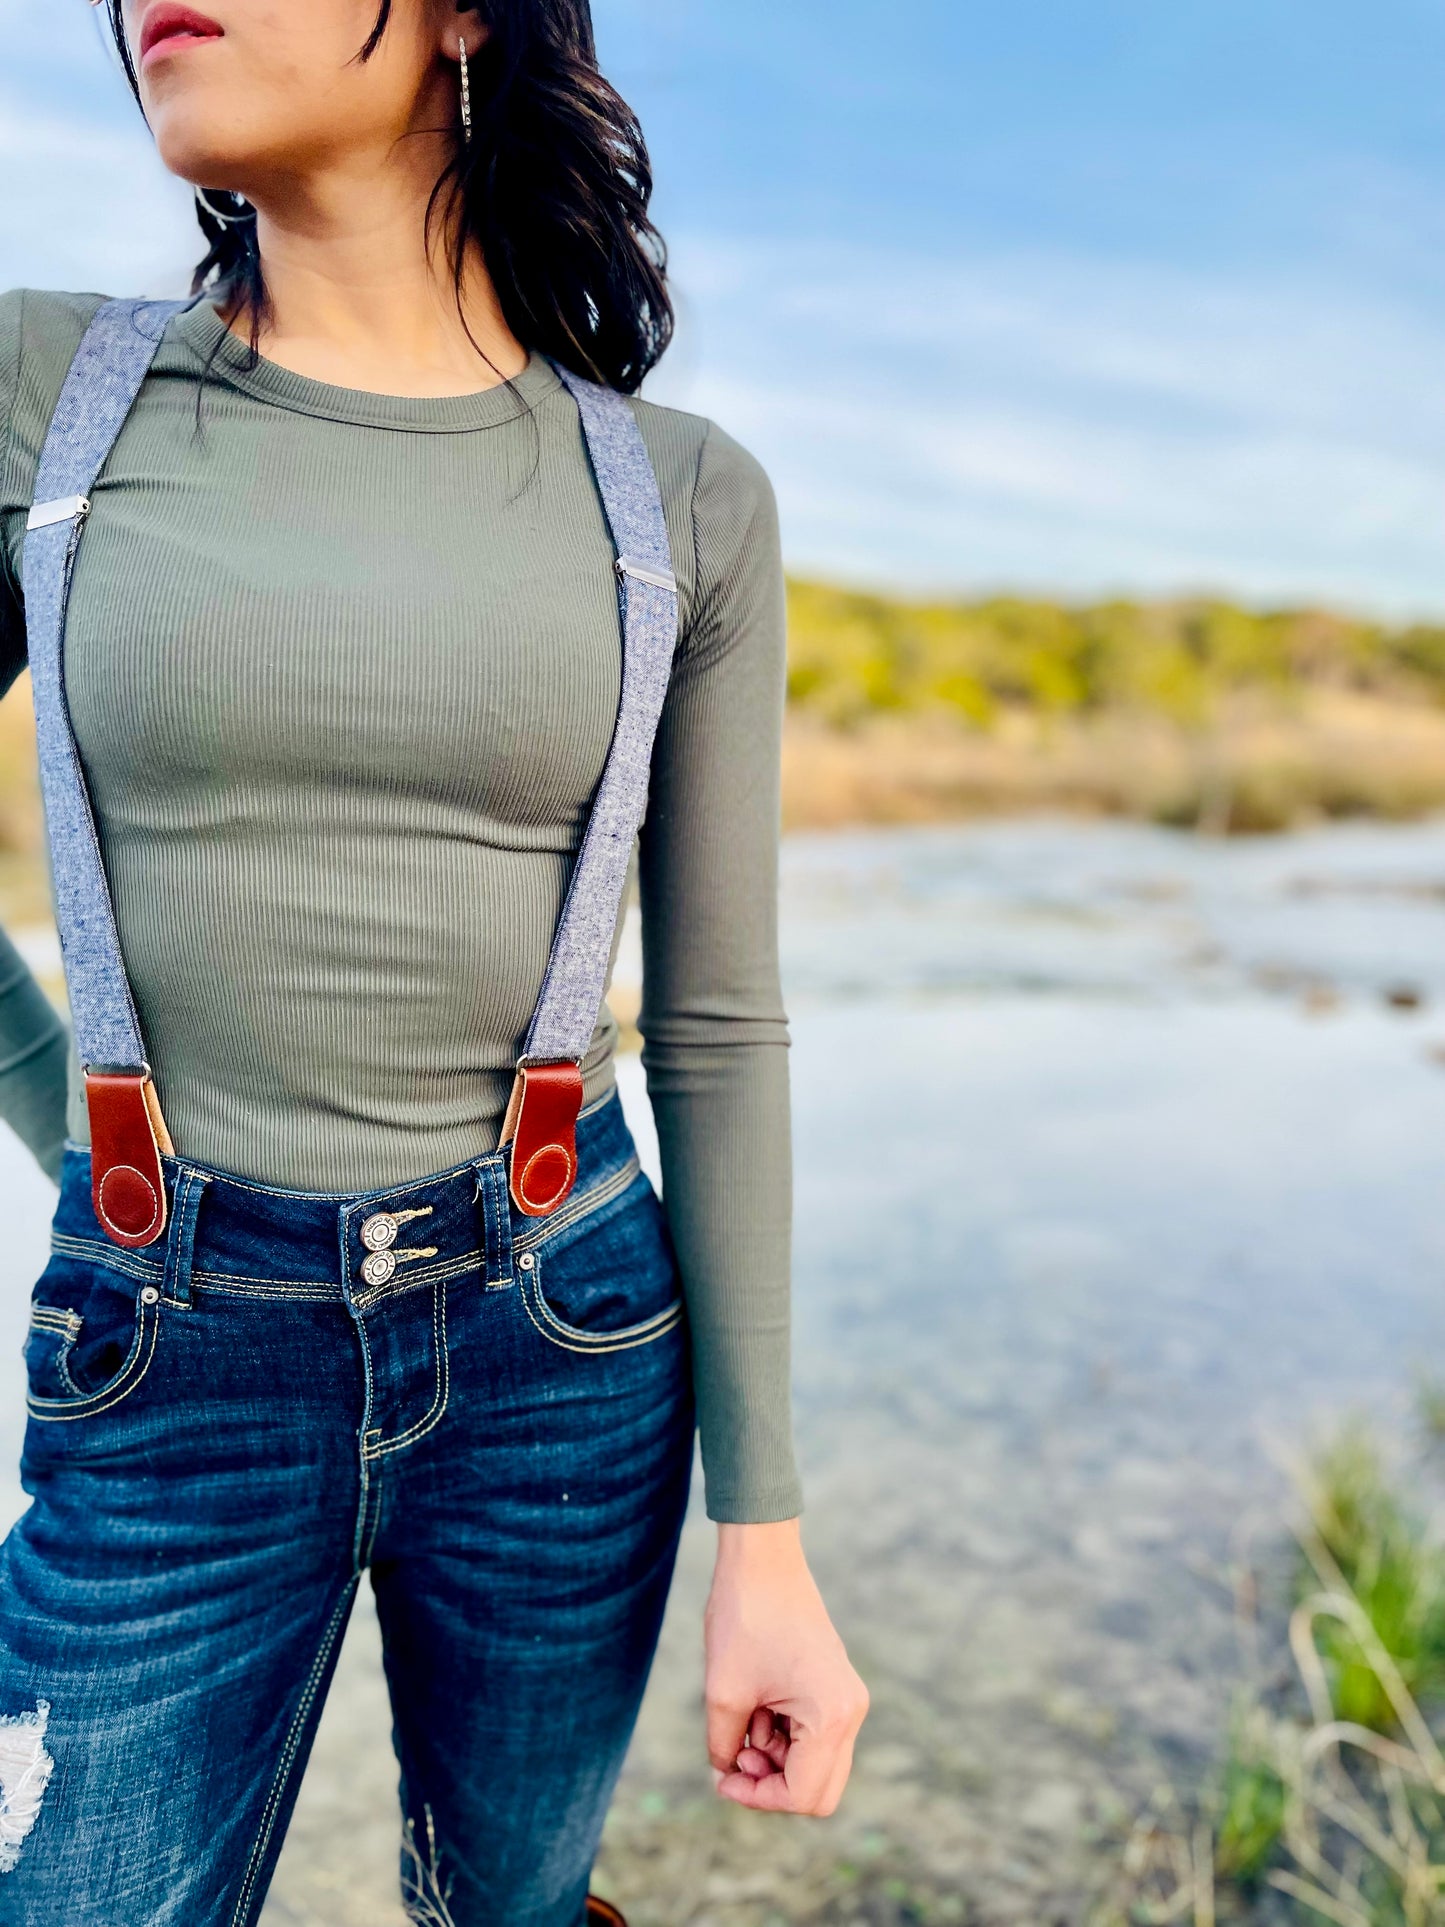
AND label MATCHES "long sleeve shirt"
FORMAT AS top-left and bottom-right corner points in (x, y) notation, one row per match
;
(0, 289), (800, 1523)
